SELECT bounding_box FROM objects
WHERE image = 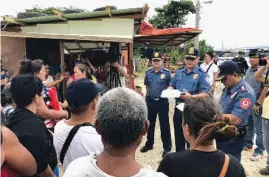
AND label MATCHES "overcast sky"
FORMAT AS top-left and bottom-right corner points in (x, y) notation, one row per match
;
(1, 0), (268, 49)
